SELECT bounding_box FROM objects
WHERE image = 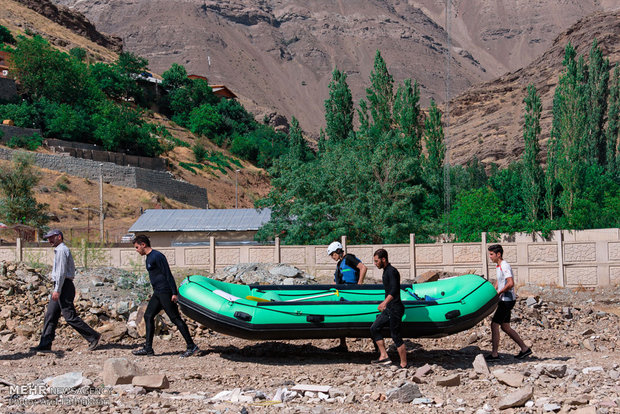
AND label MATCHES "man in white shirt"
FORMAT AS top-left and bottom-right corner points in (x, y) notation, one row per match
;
(30, 230), (101, 352)
(485, 244), (532, 361)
